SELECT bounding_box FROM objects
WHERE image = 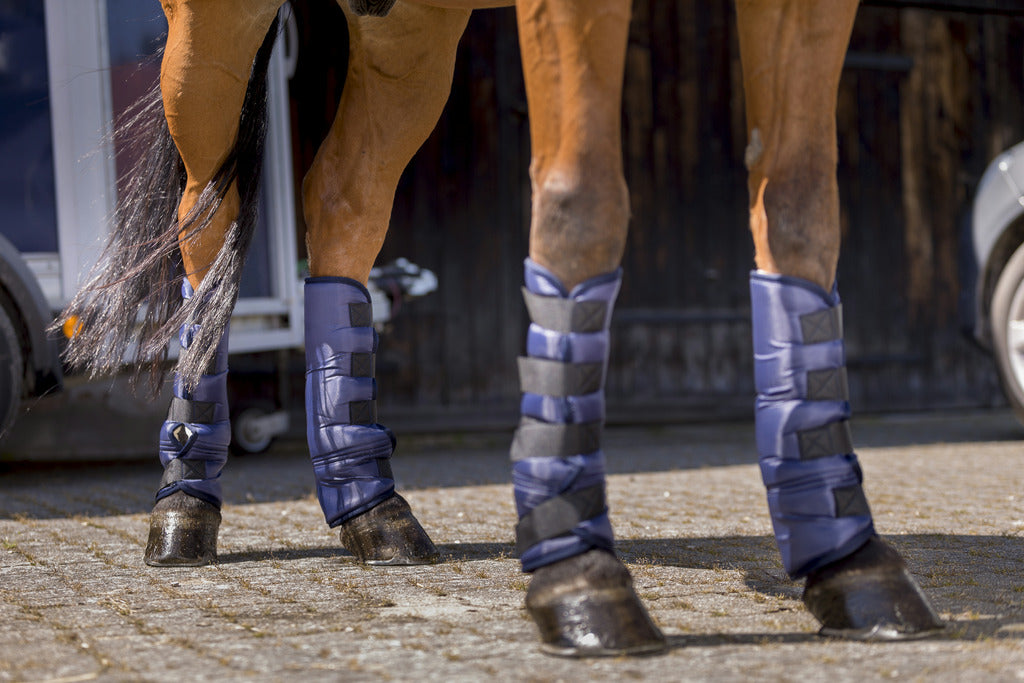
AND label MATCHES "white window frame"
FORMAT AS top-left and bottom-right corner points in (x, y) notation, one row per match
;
(37, 0), (302, 355)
